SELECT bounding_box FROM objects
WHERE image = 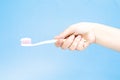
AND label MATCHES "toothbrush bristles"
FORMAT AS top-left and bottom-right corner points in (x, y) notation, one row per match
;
(21, 38), (32, 46)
